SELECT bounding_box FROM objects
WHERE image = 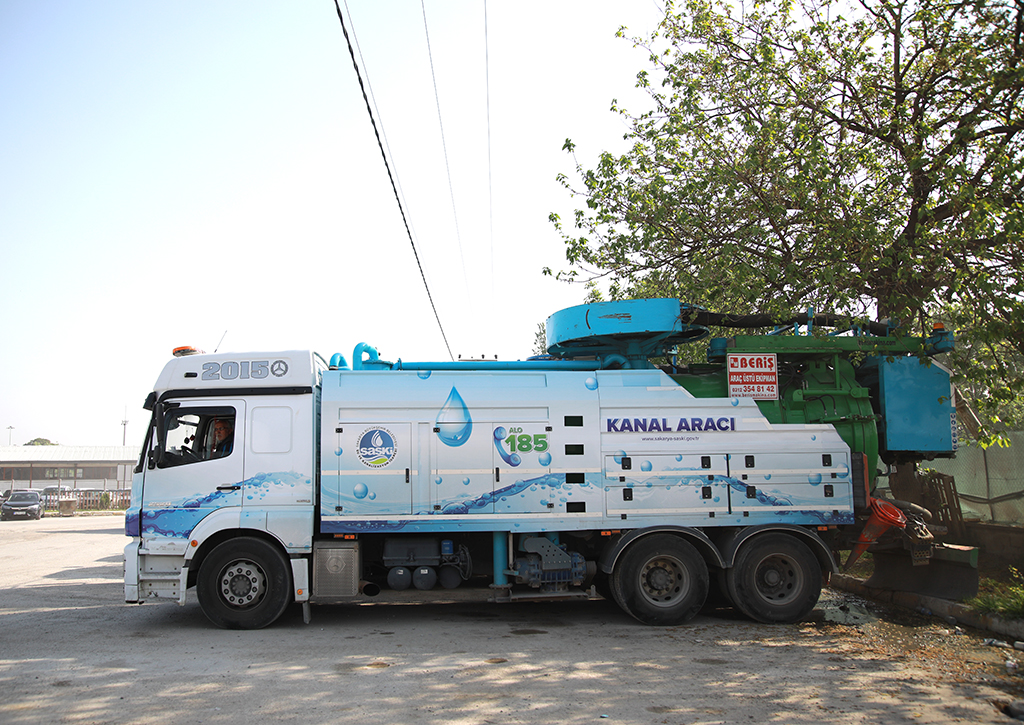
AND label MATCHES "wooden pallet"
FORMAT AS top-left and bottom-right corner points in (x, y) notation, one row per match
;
(924, 470), (967, 541)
